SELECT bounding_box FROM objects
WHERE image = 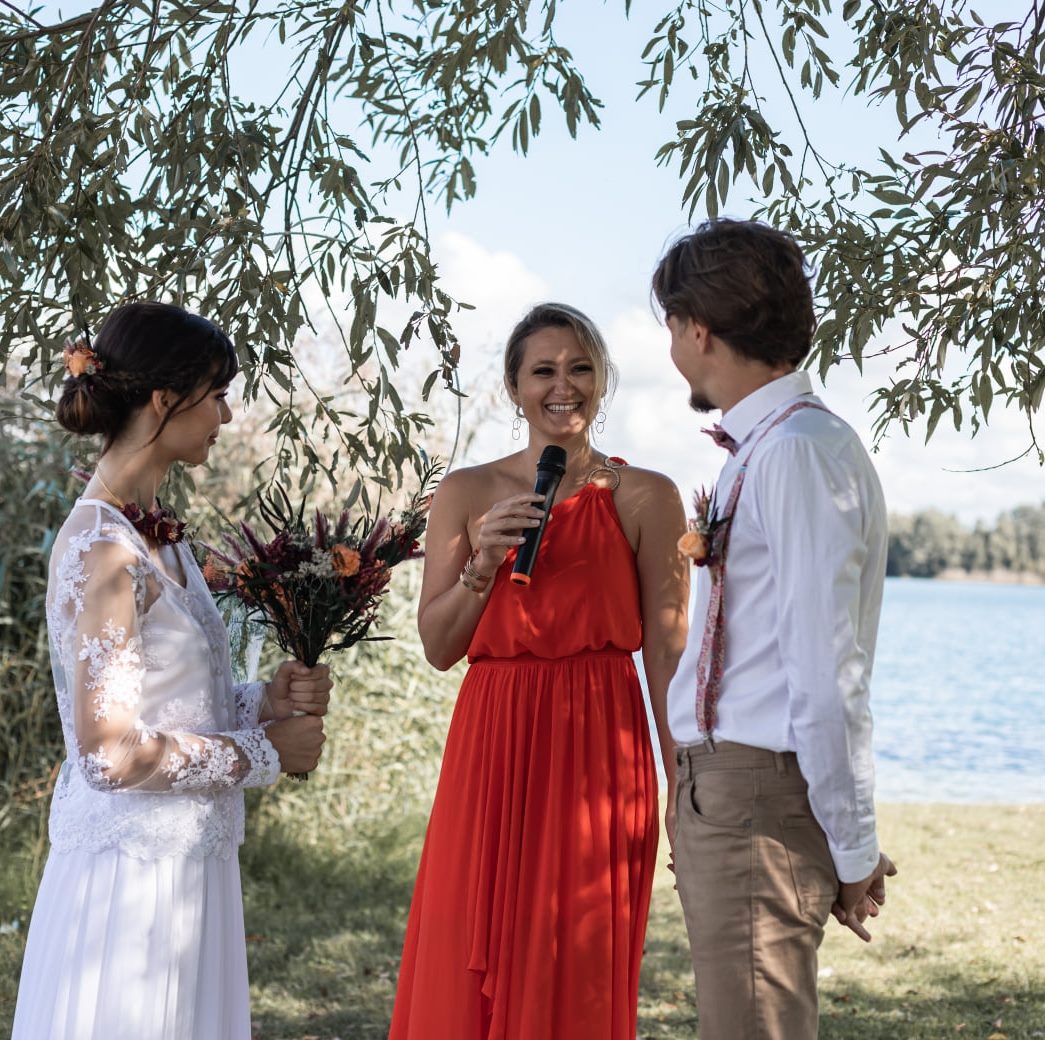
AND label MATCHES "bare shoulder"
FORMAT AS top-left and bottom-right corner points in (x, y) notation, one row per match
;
(434, 460), (497, 494)
(615, 464), (685, 509)
(607, 464), (686, 552)
(431, 457), (521, 518)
